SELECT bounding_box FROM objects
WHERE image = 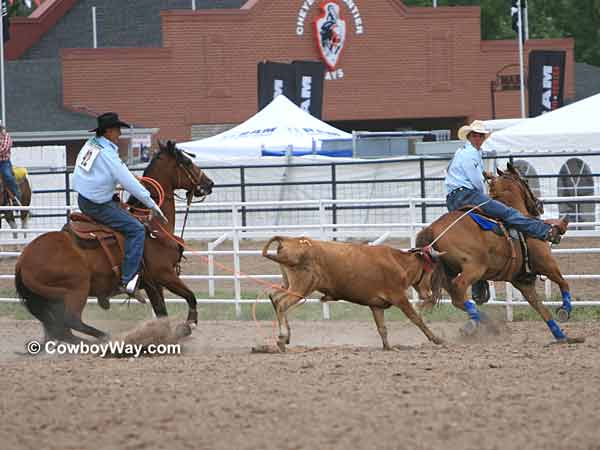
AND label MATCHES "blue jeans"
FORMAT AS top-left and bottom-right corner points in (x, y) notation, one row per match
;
(77, 195), (145, 284)
(0, 160), (21, 202)
(446, 188), (550, 240)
